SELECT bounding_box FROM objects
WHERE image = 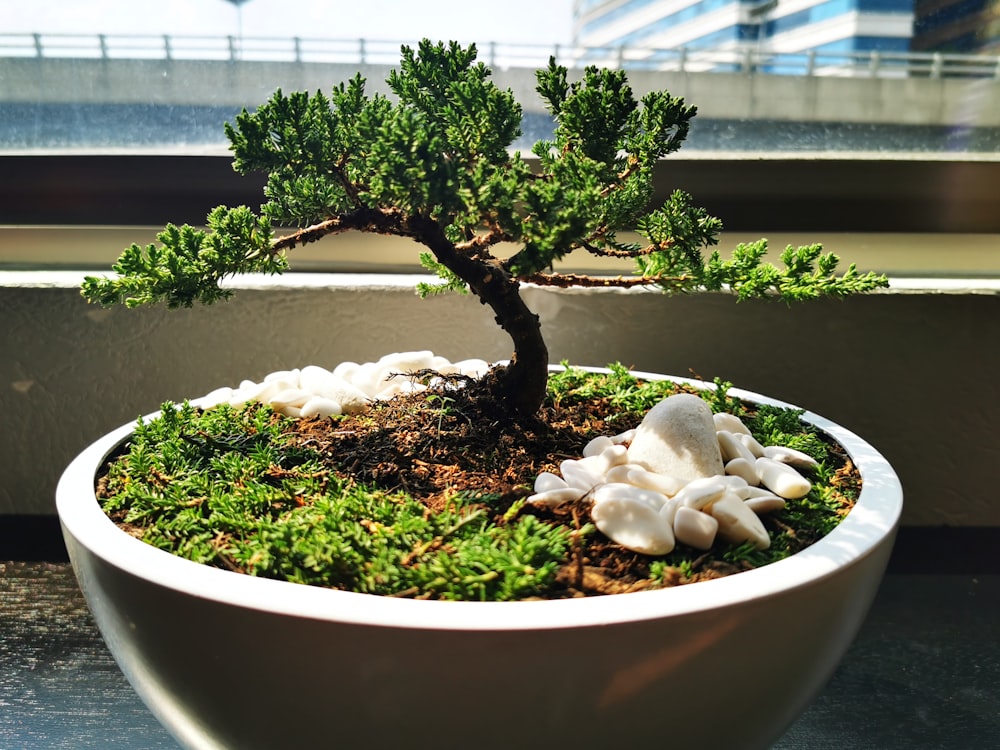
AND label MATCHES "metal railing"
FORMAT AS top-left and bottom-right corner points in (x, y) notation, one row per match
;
(1, 33), (999, 79)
